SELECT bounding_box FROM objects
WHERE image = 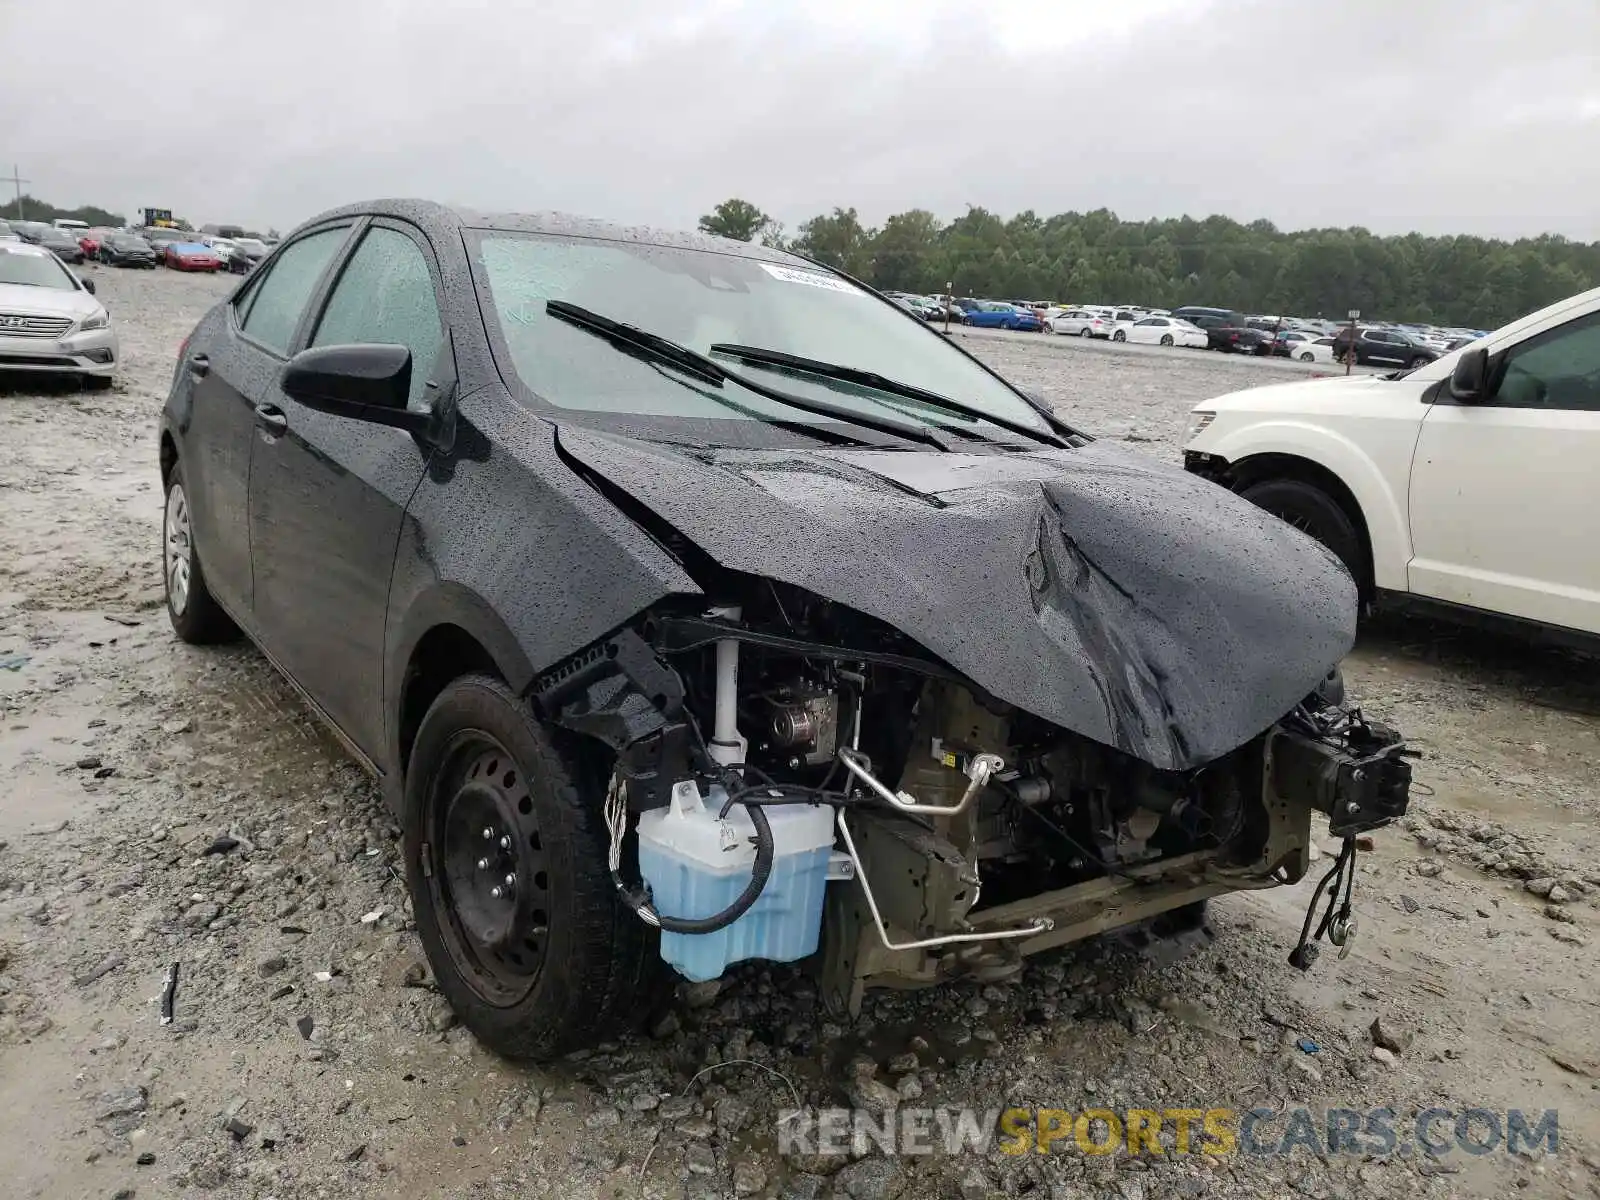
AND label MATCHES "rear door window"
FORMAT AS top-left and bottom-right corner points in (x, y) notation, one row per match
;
(238, 226), (350, 355)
